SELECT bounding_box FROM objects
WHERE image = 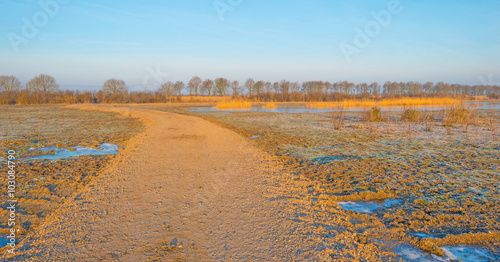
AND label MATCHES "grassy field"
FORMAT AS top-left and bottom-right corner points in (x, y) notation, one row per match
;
(1, 103), (498, 259)
(131, 103), (500, 257)
(0, 105), (143, 248)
